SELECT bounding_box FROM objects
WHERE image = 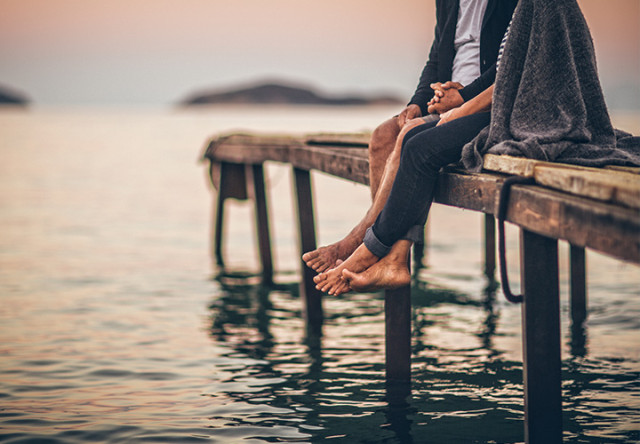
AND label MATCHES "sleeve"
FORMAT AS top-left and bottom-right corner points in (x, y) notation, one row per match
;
(408, 23), (441, 115)
(459, 63), (496, 102)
